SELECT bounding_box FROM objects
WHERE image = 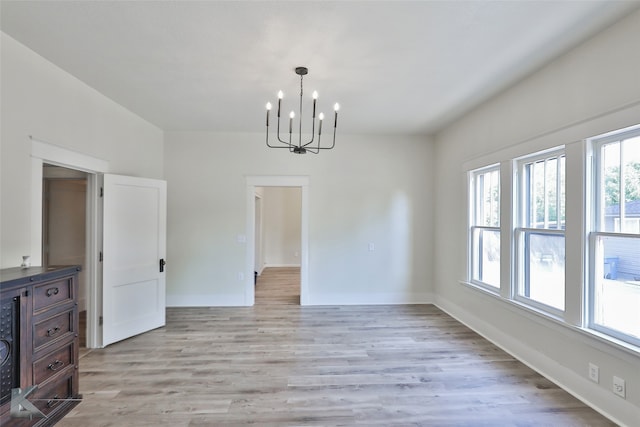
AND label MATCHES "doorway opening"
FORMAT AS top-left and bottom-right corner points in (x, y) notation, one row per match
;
(43, 164), (90, 351)
(254, 186), (302, 305)
(245, 176), (309, 306)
